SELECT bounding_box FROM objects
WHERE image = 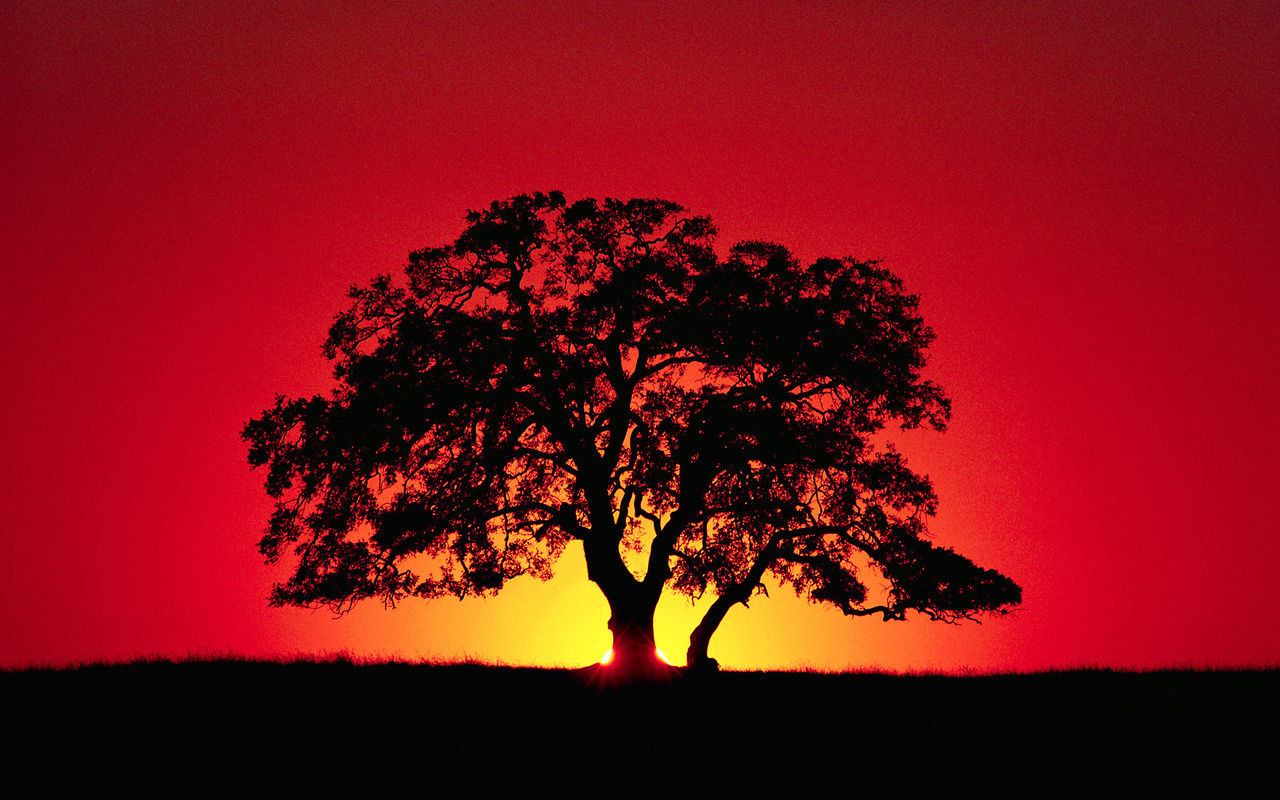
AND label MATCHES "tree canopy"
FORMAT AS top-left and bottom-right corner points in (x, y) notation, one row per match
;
(243, 191), (1021, 676)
